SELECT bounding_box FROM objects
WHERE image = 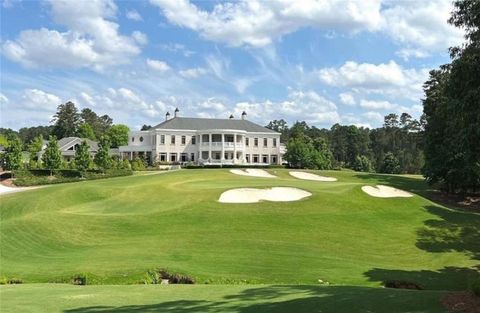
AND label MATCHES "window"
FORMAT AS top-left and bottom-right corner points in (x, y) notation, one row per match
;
(271, 155), (277, 164)
(190, 153), (195, 161)
(246, 138), (249, 146)
(160, 135), (165, 144)
(181, 136), (186, 145)
(170, 153), (177, 162)
(246, 154), (250, 163)
(192, 136), (196, 145)
(273, 138), (277, 147)
(160, 153), (166, 162)
(131, 137), (135, 142)
(140, 136), (144, 142)
(254, 138), (258, 147)
(253, 154), (259, 163)
(180, 153), (188, 162)
(201, 151), (209, 159)
(262, 155), (268, 163)
(263, 138), (268, 147)
(171, 135), (176, 144)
